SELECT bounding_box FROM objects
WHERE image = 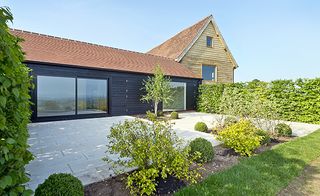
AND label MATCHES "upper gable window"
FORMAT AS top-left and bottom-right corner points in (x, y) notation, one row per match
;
(206, 36), (213, 47)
